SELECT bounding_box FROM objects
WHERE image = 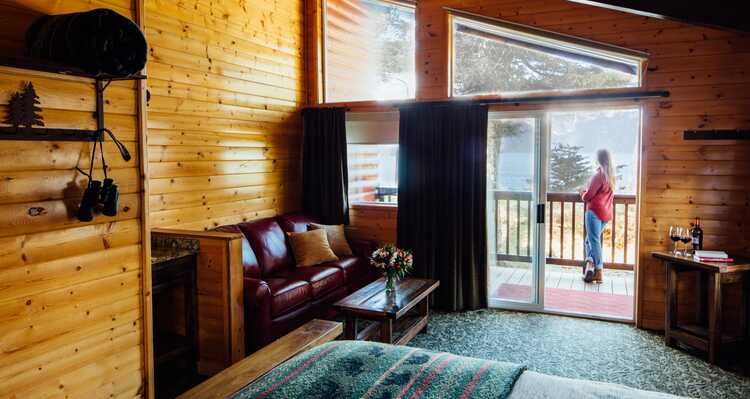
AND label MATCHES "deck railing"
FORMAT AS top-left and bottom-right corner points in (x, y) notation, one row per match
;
(492, 191), (636, 271)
